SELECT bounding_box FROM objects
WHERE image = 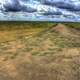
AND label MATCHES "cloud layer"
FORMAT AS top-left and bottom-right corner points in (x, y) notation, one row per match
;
(0, 0), (80, 21)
